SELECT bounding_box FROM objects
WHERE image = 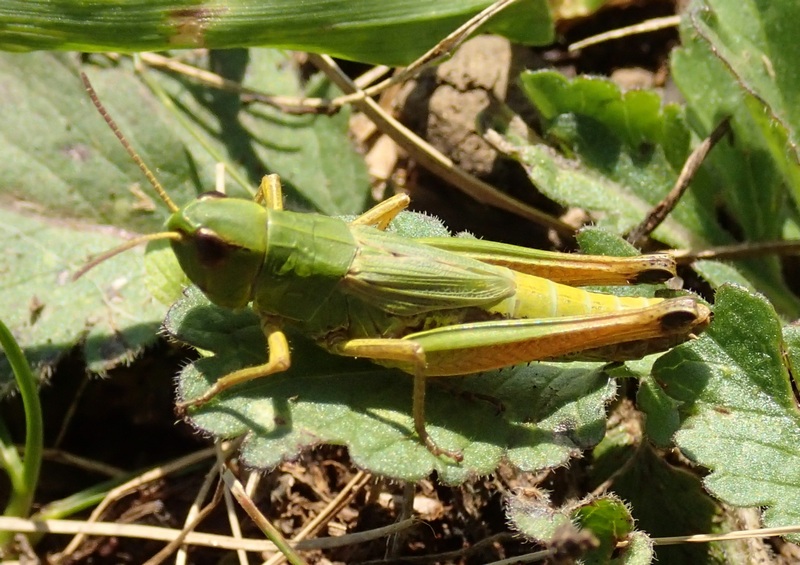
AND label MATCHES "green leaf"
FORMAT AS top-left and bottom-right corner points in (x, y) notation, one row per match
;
(0, 54), (194, 392)
(648, 285), (800, 541)
(506, 70), (720, 248)
(507, 491), (654, 564)
(506, 490), (576, 543)
(690, 260), (756, 295)
(169, 287), (617, 483)
(671, 0), (800, 318)
(675, 0), (800, 211)
(141, 49), (371, 216)
(574, 497), (640, 564)
(389, 211), (453, 239)
(0, 0), (554, 65)
(637, 377), (681, 447)
(0, 51), (370, 391)
(590, 431), (727, 563)
(577, 227), (643, 258)
(614, 534), (656, 565)
(0, 207), (165, 396)
(498, 69), (800, 317)
(144, 239), (187, 306)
